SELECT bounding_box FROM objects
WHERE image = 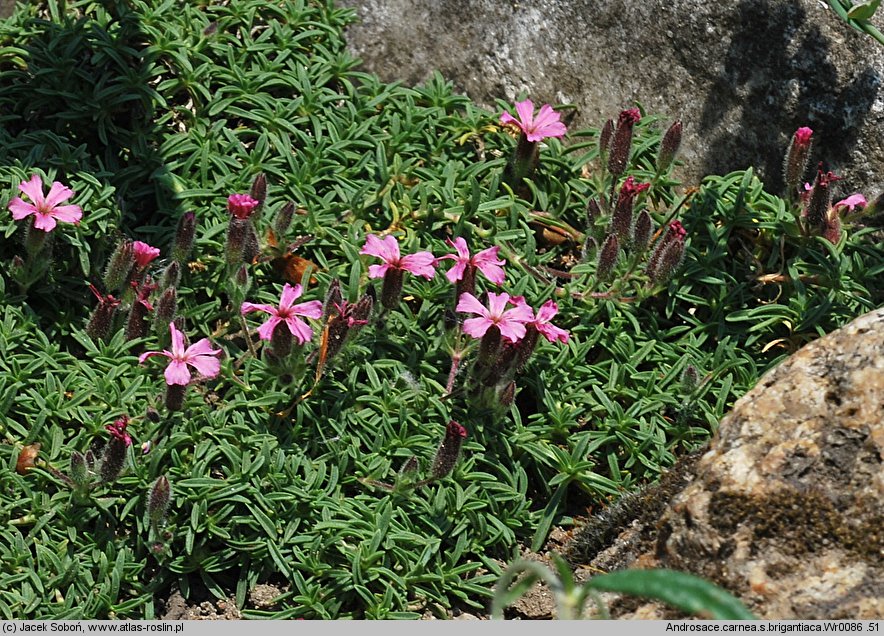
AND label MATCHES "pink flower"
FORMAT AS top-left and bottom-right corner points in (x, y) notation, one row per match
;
(241, 283), (322, 343)
(360, 234), (436, 279)
(7, 174), (83, 232)
(132, 241), (160, 268)
(794, 127), (813, 147)
(526, 299), (569, 344)
(833, 193), (866, 213)
(105, 416), (133, 446)
(456, 292), (534, 343)
(500, 99), (567, 142)
(139, 323), (222, 386)
(440, 237), (506, 285)
(227, 193), (259, 219)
